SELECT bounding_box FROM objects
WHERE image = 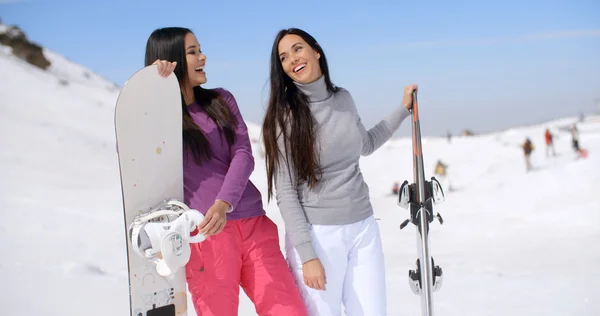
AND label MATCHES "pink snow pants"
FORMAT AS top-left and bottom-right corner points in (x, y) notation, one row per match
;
(186, 215), (307, 316)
